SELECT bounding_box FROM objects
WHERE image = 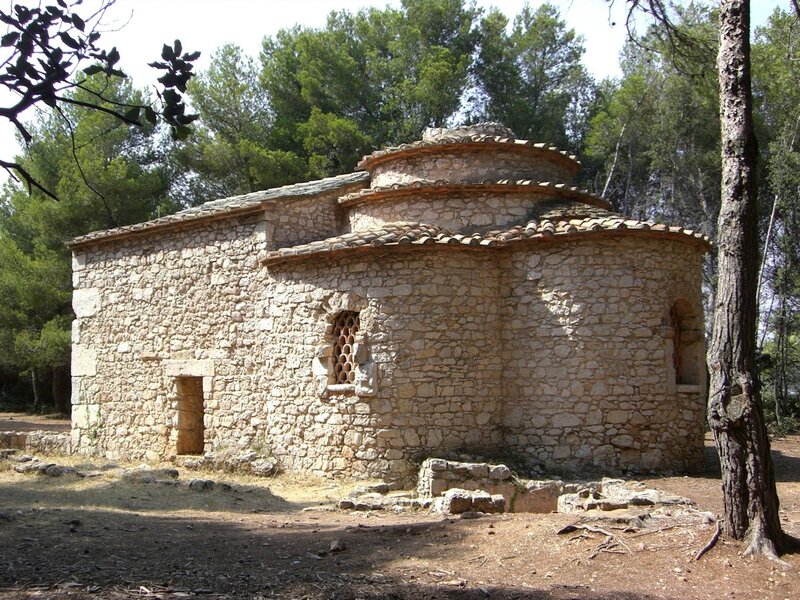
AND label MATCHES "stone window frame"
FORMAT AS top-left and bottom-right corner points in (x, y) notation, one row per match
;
(665, 299), (705, 393)
(312, 295), (377, 398)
